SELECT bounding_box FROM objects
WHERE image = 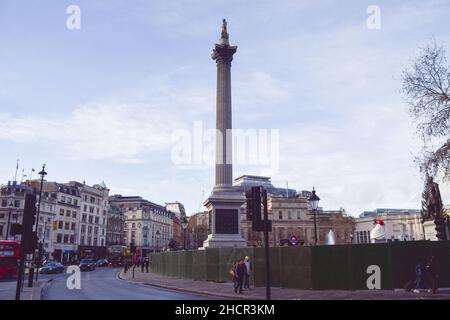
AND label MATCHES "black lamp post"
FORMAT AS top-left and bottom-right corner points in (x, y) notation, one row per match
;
(6, 193), (14, 240)
(308, 188), (320, 246)
(34, 164), (47, 283)
(181, 218), (188, 250)
(156, 230), (160, 252)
